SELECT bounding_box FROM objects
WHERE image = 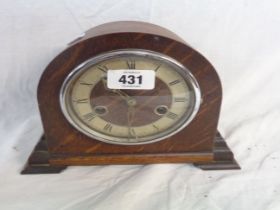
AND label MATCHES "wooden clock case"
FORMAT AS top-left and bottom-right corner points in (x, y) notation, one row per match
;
(22, 21), (240, 174)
